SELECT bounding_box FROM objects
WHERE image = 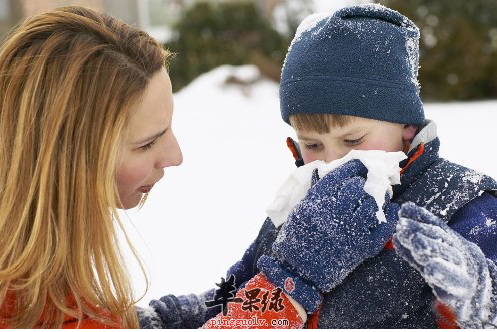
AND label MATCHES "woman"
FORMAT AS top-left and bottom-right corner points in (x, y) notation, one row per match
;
(0, 6), (181, 328)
